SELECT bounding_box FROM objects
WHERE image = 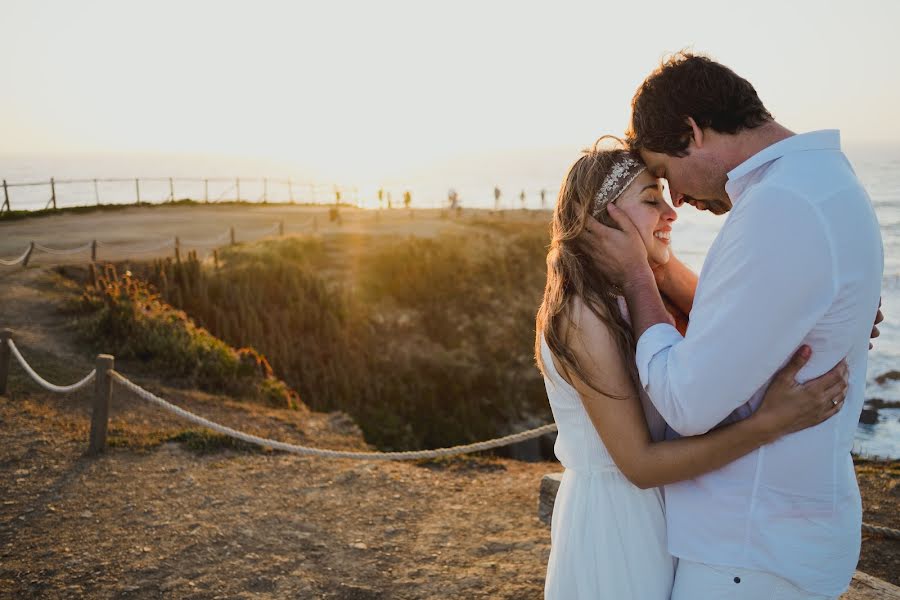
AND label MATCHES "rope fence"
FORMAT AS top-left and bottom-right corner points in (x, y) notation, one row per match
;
(0, 330), (557, 461)
(0, 218), (314, 268)
(6, 338), (96, 394)
(1, 328), (898, 541)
